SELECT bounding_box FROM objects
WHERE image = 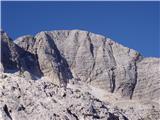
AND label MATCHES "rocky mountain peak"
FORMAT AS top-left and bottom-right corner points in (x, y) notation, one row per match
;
(0, 29), (159, 120)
